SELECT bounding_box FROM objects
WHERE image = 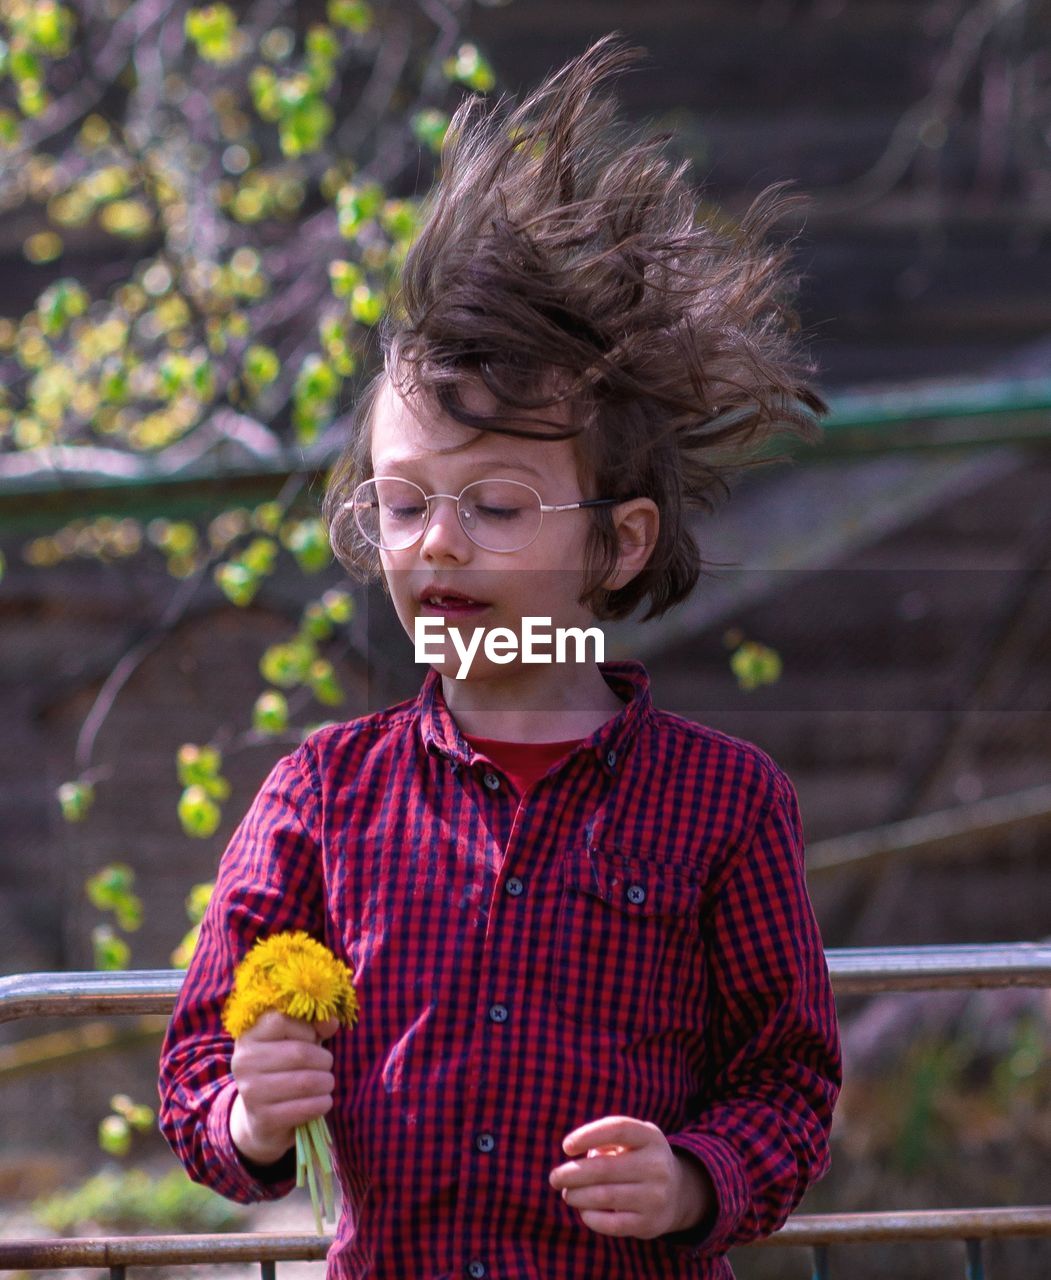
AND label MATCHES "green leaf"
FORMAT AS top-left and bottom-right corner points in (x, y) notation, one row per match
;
(249, 66), (280, 120)
(279, 96), (334, 157)
(10, 48), (43, 84)
(381, 199), (418, 242)
(177, 784), (223, 838)
(308, 659), (344, 707)
(349, 282), (384, 326)
(86, 865), (143, 932)
(729, 640), (782, 691)
(85, 863), (134, 909)
(185, 881), (215, 924)
(306, 24), (340, 67)
(92, 925), (130, 971)
(19, 2), (76, 56)
(176, 743), (223, 787)
(0, 110), (21, 149)
(252, 501), (283, 533)
(253, 689), (290, 734)
(185, 5), (242, 64)
(214, 562), (258, 606)
(57, 779), (94, 822)
(411, 109), (449, 154)
(260, 638), (316, 688)
(327, 259), (362, 298)
(295, 354), (339, 402)
(327, 0), (373, 33)
(242, 344), (280, 390)
(108, 1094), (154, 1131)
(301, 601), (334, 640)
(98, 1115), (131, 1158)
(292, 355), (340, 442)
(37, 279), (89, 337)
(322, 589), (354, 624)
(241, 536), (278, 575)
(283, 518), (332, 573)
(442, 43), (495, 93)
(336, 182), (383, 237)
